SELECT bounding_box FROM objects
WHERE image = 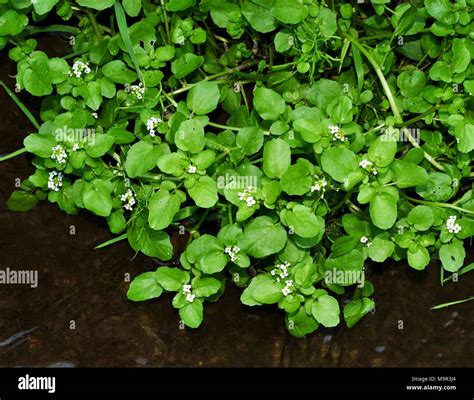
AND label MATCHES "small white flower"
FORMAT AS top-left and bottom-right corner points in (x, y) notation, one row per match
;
(281, 279), (294, 296)
(446, 215), (462, 234)
(187, 164), (197, 174)
(92, 112), (98, 119)
(271, 262), (291, 284)
(238, 187), (257, 208)
(186, 293), (196, 303)
(146, 116), (162, 137)
(224, 246), (240, 262)
(329, 125), (348, 142)
(360, 236), (369, 244)
(69, 61), (91, 78)
(51, 145), (68, 164)
(47, 171), (63, 192)
(311, 176), (327, 193)
(359, 158), (377, 175)
(120, 189), (136, 211)
(182, 284), (192, 294)
(127, 82), (145, 100)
